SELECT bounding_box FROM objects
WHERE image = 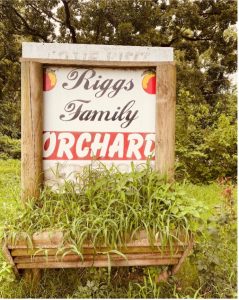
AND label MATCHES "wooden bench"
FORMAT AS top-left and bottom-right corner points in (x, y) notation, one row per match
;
(2, 231), (193, 282)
